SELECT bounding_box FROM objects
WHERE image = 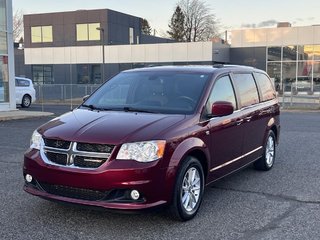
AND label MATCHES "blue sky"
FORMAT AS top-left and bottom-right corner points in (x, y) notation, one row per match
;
(12, 0), (320, 36)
